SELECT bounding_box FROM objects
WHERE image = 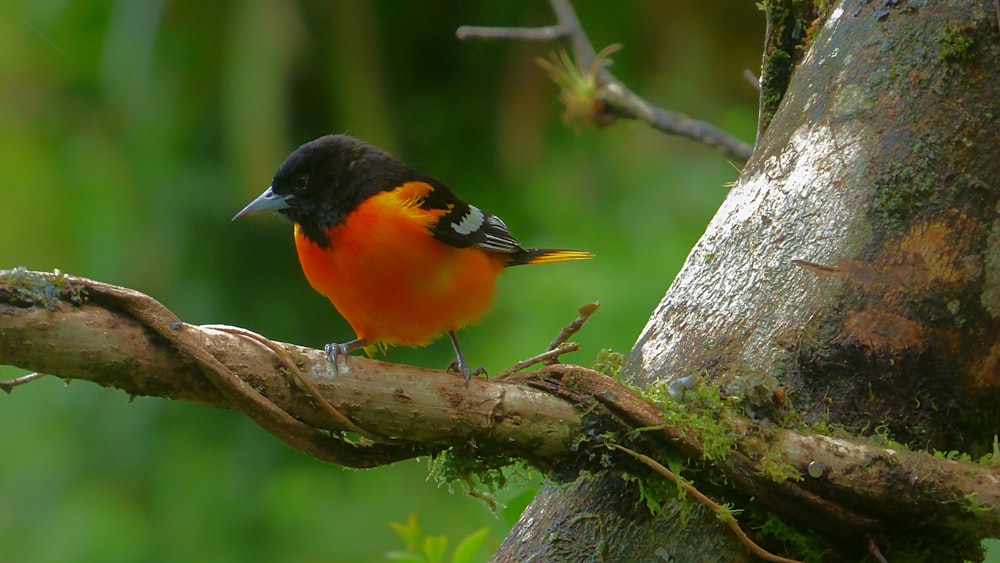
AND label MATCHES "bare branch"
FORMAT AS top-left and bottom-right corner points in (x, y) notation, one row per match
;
(497, 301), (598, 379)
(457, 0), (754, 161)
(867, 538), (890, 563)
(496, 343), (579, 379)
(547, 301), (599, 352)
(456, 24), (569, 41)
(0, 371), (46, 393)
